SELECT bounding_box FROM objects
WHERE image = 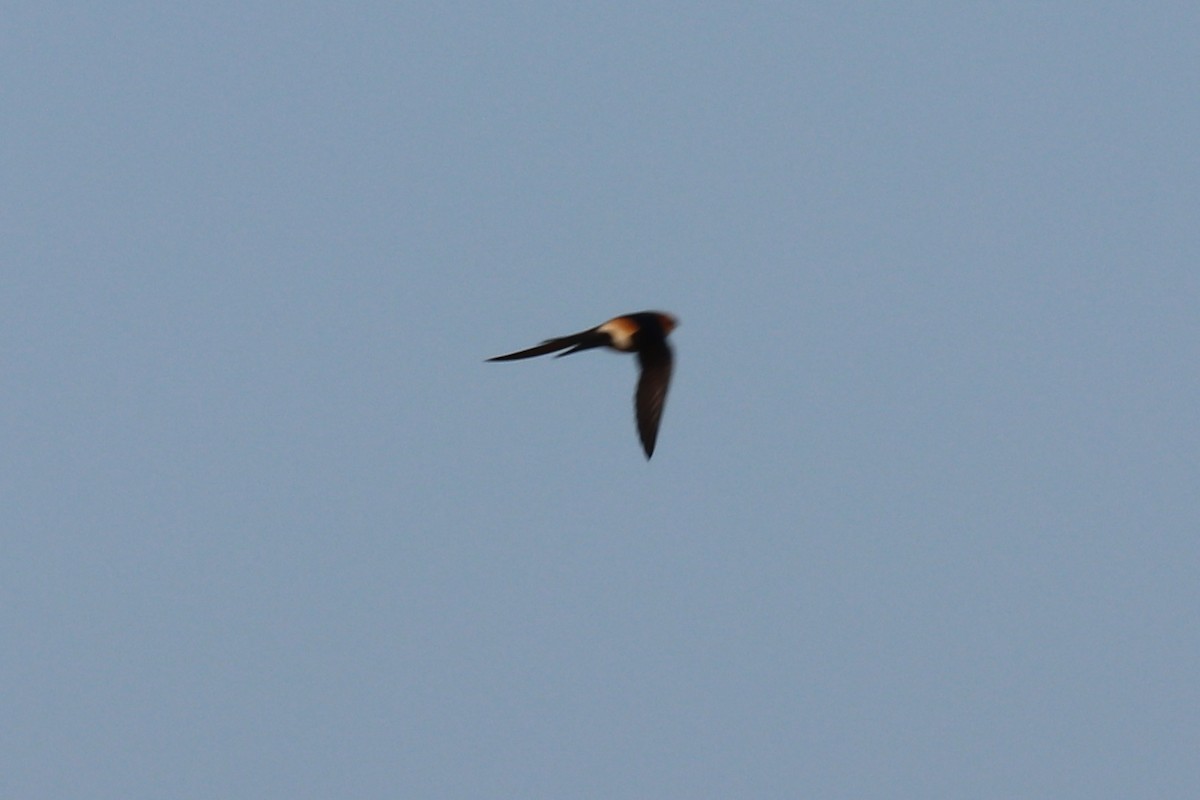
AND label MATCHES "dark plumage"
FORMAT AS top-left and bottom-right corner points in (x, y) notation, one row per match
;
(487, 311), (678, 458)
